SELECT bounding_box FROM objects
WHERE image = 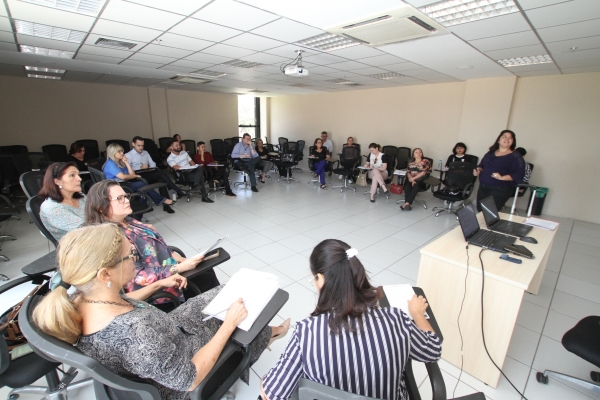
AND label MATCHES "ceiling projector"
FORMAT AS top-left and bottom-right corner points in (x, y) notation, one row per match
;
(284, 65), (310, 76)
